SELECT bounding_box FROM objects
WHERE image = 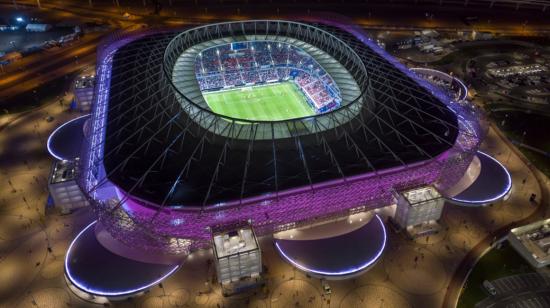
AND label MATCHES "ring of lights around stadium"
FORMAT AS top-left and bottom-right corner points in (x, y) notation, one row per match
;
(47, 114), (90, 161)
(81, 20), (486, 254)
(64, 221), (180, 297)
(450, 151), (512, 206)
(274, 214), (386, 277)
